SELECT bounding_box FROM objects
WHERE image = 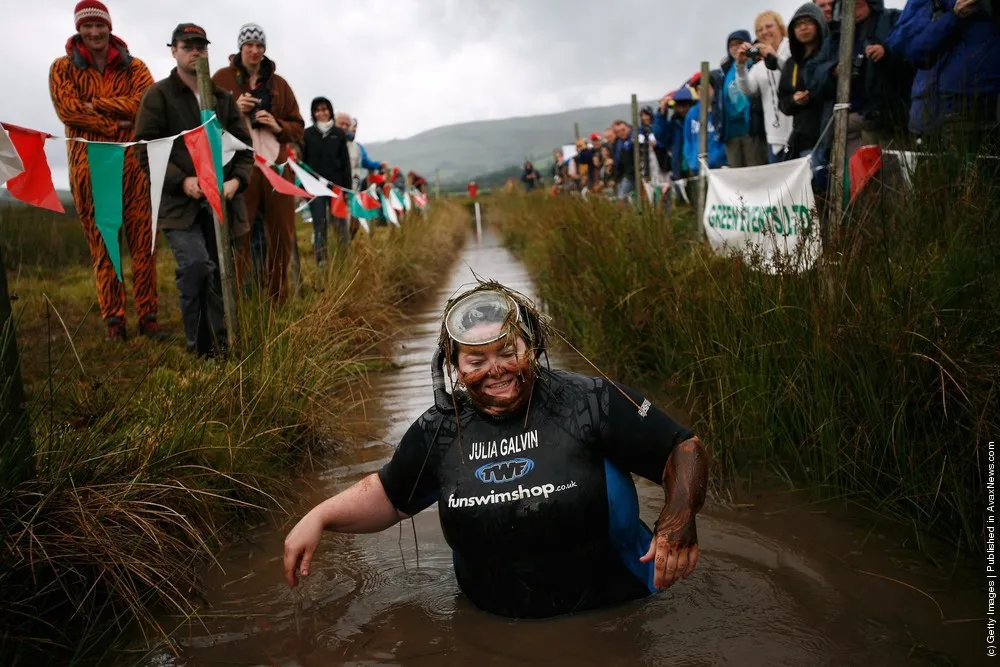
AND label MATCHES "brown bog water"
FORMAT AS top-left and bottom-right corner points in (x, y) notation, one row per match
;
(141, 227), (983, 667)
